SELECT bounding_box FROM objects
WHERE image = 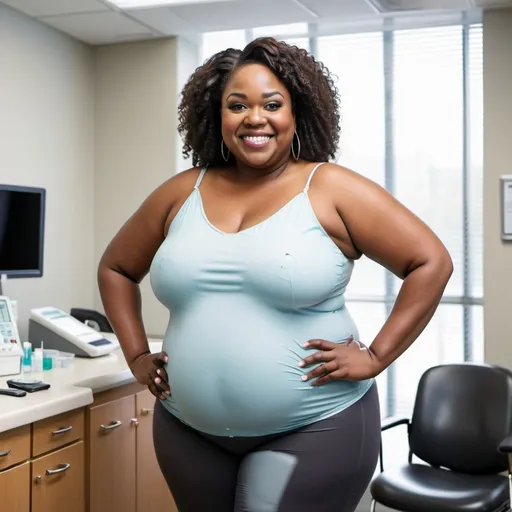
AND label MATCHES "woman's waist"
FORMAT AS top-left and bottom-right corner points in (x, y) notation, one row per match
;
(162, 308), (359, 381)
(165, 303), (359, 348)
